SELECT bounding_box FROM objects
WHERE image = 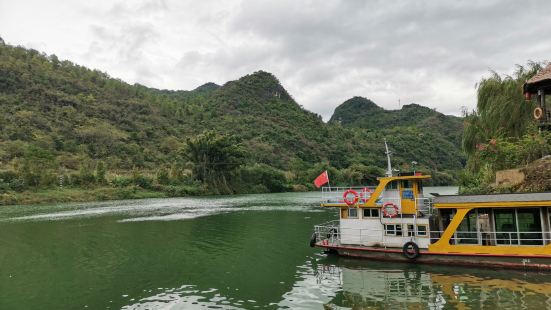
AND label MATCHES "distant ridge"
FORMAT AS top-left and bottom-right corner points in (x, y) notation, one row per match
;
(193, 82), (220, 92)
